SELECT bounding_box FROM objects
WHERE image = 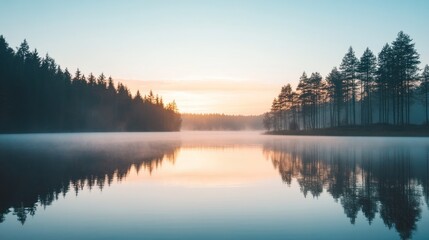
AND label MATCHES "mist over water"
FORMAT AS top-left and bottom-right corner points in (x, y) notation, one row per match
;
(0, 132), (428, 240)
